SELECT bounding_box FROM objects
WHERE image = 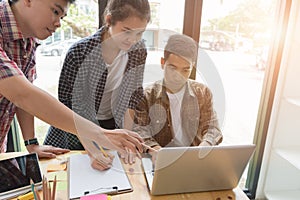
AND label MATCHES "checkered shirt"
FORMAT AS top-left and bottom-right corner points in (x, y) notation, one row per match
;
(0, 0), (37, 152)
(44, 26), (147, 149)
